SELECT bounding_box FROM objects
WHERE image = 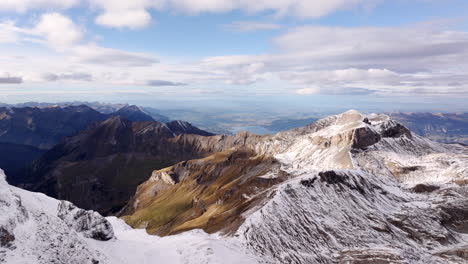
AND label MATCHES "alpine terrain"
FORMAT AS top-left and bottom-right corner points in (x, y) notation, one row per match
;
(1, 110), (468, 263)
